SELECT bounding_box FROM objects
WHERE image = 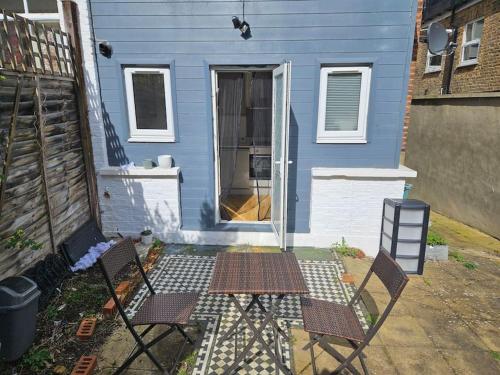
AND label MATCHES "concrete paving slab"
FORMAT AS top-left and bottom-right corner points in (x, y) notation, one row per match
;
(385, 347), (454, 374)
(377, 315), (434, 347)
(465, 320), (500, 352)
(415, 316), (489, 351)
(440, 349), (500, 375)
